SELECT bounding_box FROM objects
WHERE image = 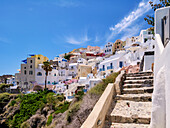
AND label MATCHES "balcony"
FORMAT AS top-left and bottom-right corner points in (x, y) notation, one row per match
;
(107, 66), (113, 70)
